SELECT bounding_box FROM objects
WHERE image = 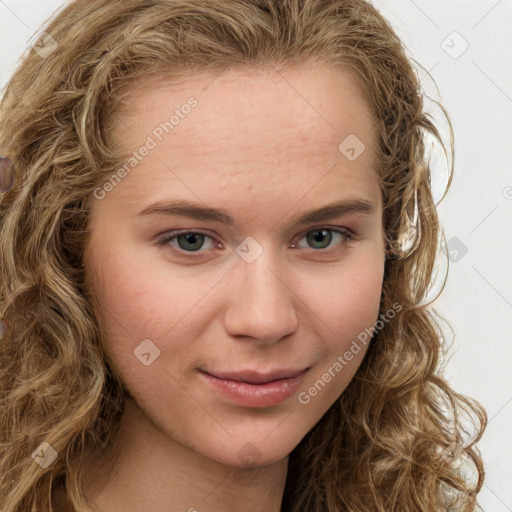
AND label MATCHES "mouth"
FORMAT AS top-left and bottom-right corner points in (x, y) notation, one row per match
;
(198, 367), (310, 408)
(202, 367), (310, 384)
